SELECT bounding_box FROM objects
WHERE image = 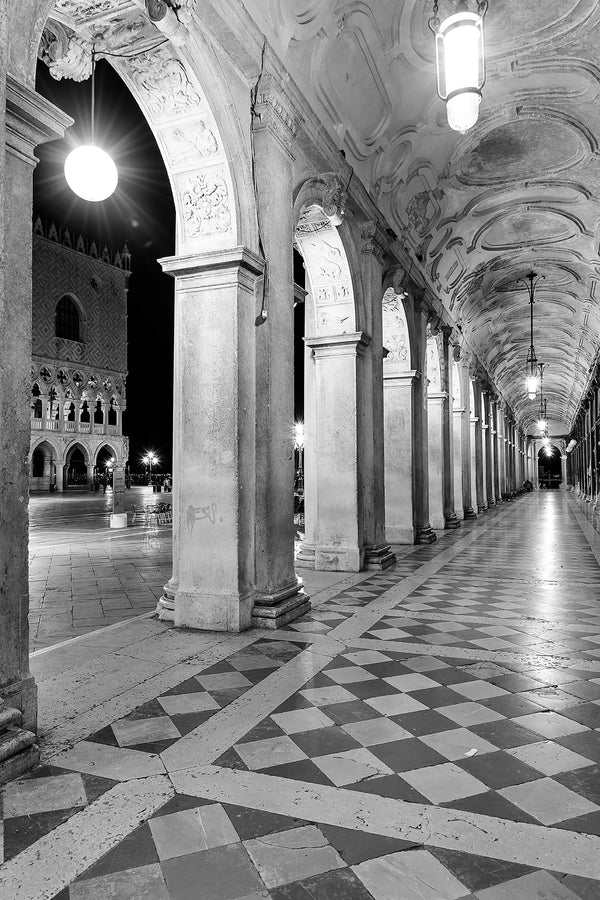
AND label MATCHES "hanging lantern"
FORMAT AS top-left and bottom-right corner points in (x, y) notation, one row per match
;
(64, 47), (118, 202)
(525, 374), (538, 401)
(429, 1), (488, 134)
